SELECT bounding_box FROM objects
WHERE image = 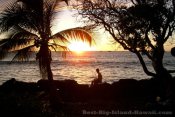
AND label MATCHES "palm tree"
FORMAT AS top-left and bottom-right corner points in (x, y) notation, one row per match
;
(0, 0), (92, 83)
